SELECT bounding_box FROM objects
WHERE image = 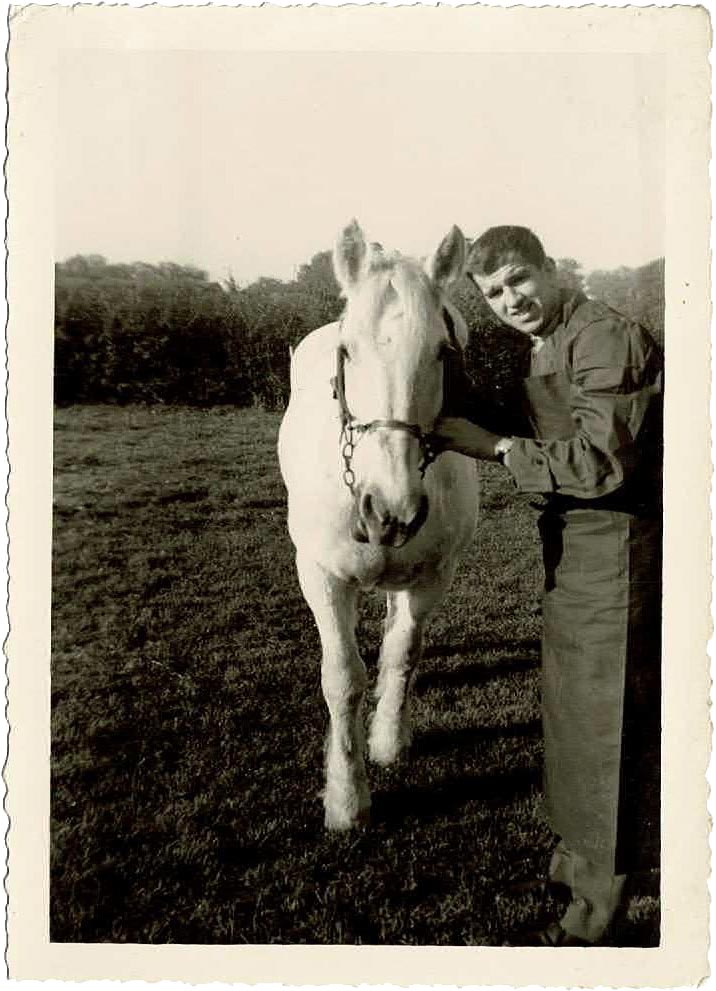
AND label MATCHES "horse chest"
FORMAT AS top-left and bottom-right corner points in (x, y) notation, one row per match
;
(324, 541), (446, 591)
